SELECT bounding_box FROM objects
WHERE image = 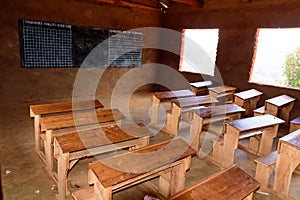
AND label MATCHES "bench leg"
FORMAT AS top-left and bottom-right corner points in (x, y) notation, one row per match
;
(94, 181), (112, 200)
(56, 151), (70, 200)
(165, 105), (181, 137)
(248, 135), (261, 155)
(222, 126), (239, 168)
(34, 115), (41, 154)
(255, 163), (274, 193)
(280, 102), (294, 125)
(45, 130), (54, 174)
(212, 140), (223, 165)
(150, 95), (160, 126)
(258, 125), (278, 156)
(190, 114), (203, 152)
